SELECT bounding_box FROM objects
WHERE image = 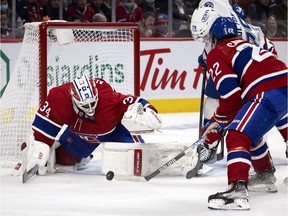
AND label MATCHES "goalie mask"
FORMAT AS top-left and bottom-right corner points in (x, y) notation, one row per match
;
(69, 76), (98, 118)
(190, 7), (219, 43)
